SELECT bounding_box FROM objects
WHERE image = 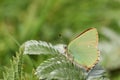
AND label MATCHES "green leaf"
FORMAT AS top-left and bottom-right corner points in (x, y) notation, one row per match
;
(35, 55), (85, 80)
(86, 64), (109, 80)
(23, 40), (85, 79)
(23, 40), (59, 55)
(3, 52), (23, 80)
